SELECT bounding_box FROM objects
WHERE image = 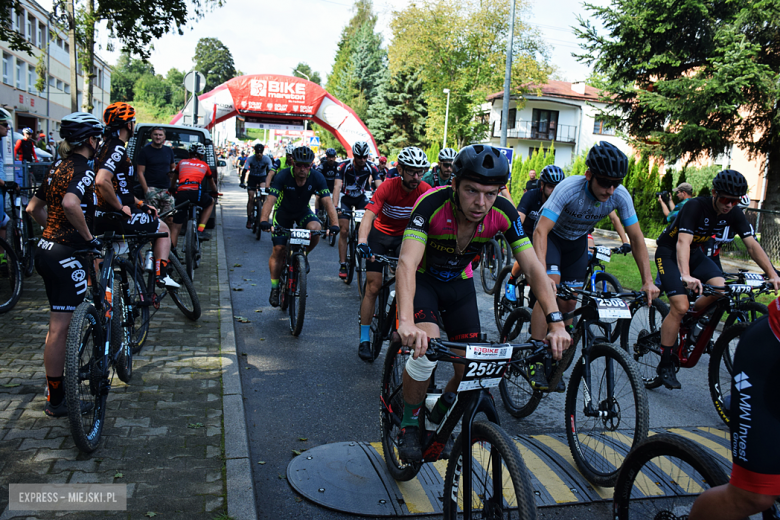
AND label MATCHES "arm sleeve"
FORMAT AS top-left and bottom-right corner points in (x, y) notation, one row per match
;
(493, 196), (532, 254)
(268, 171), (286, 197)
(539, 184), (567, 223)
(615, 186), (639, 227)
(13, 141), (21, 160)
(366, 179), (387, 216)
(335, 163), (345, 181)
